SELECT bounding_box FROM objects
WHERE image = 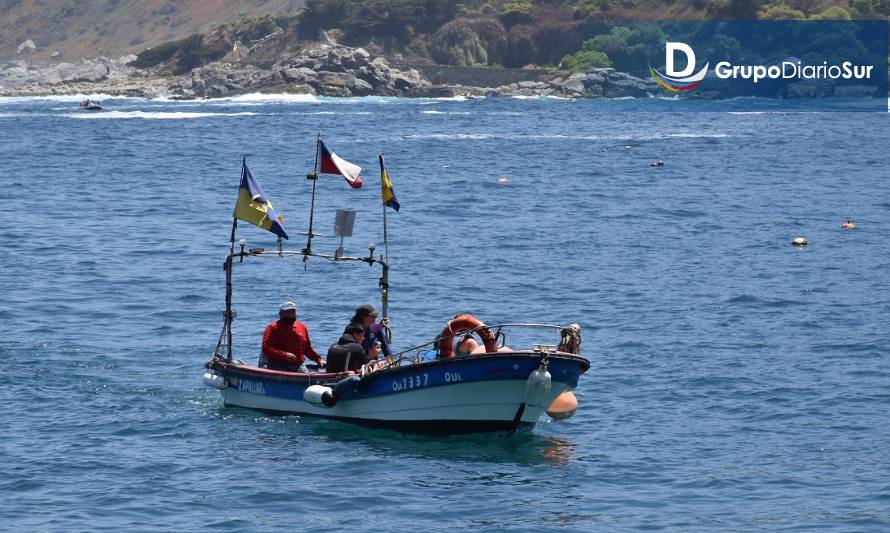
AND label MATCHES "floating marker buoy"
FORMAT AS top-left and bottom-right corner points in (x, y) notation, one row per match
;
(547, 391), (578, 419)
(650, 160), (664, 167)
(841, 220), (856, 229)
(792, 237), (809, 246)
(624, 145), (631, 149)
(497, 176), (510, 185)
